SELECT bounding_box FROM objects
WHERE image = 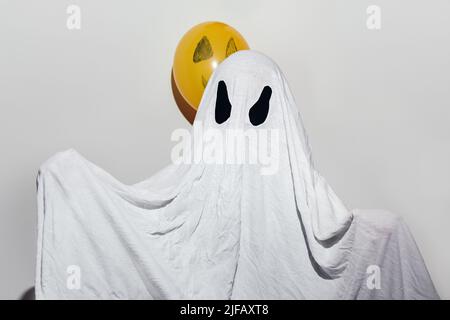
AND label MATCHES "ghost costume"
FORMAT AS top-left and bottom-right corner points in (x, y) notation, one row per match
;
(35, 50), (438, 299)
